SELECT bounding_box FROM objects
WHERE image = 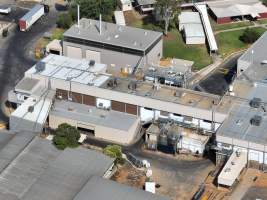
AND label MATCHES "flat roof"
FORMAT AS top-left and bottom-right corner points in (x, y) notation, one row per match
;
(184, 24), (205, 38)
(179, 12), (202, 24)
(10, 90), (55, 132)
(238, 31), (267, 82)
(50, 100), (139, 131)
(15, 78), (40, 94)
(217, 103), (267, 146)
(63, 18), (162, 51)
(218, 150), (247, 186)
(74, 176), (170, 200)
(26, 54), (109, 87)
(207, 0), (267, 18)
(21, 147), (114, 200)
